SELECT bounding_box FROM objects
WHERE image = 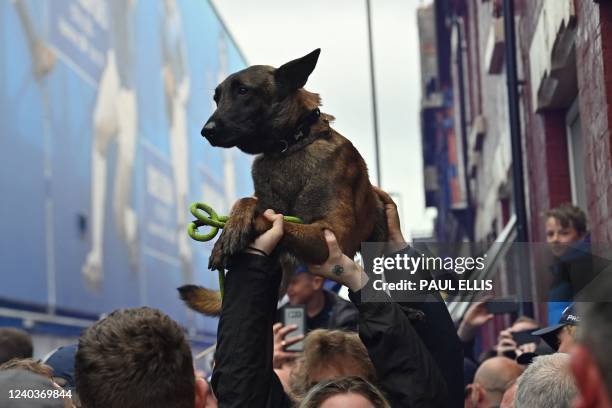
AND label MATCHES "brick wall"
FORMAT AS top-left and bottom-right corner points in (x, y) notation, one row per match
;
(518, 0), (612, 243)
(575, 0), (612, 243)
